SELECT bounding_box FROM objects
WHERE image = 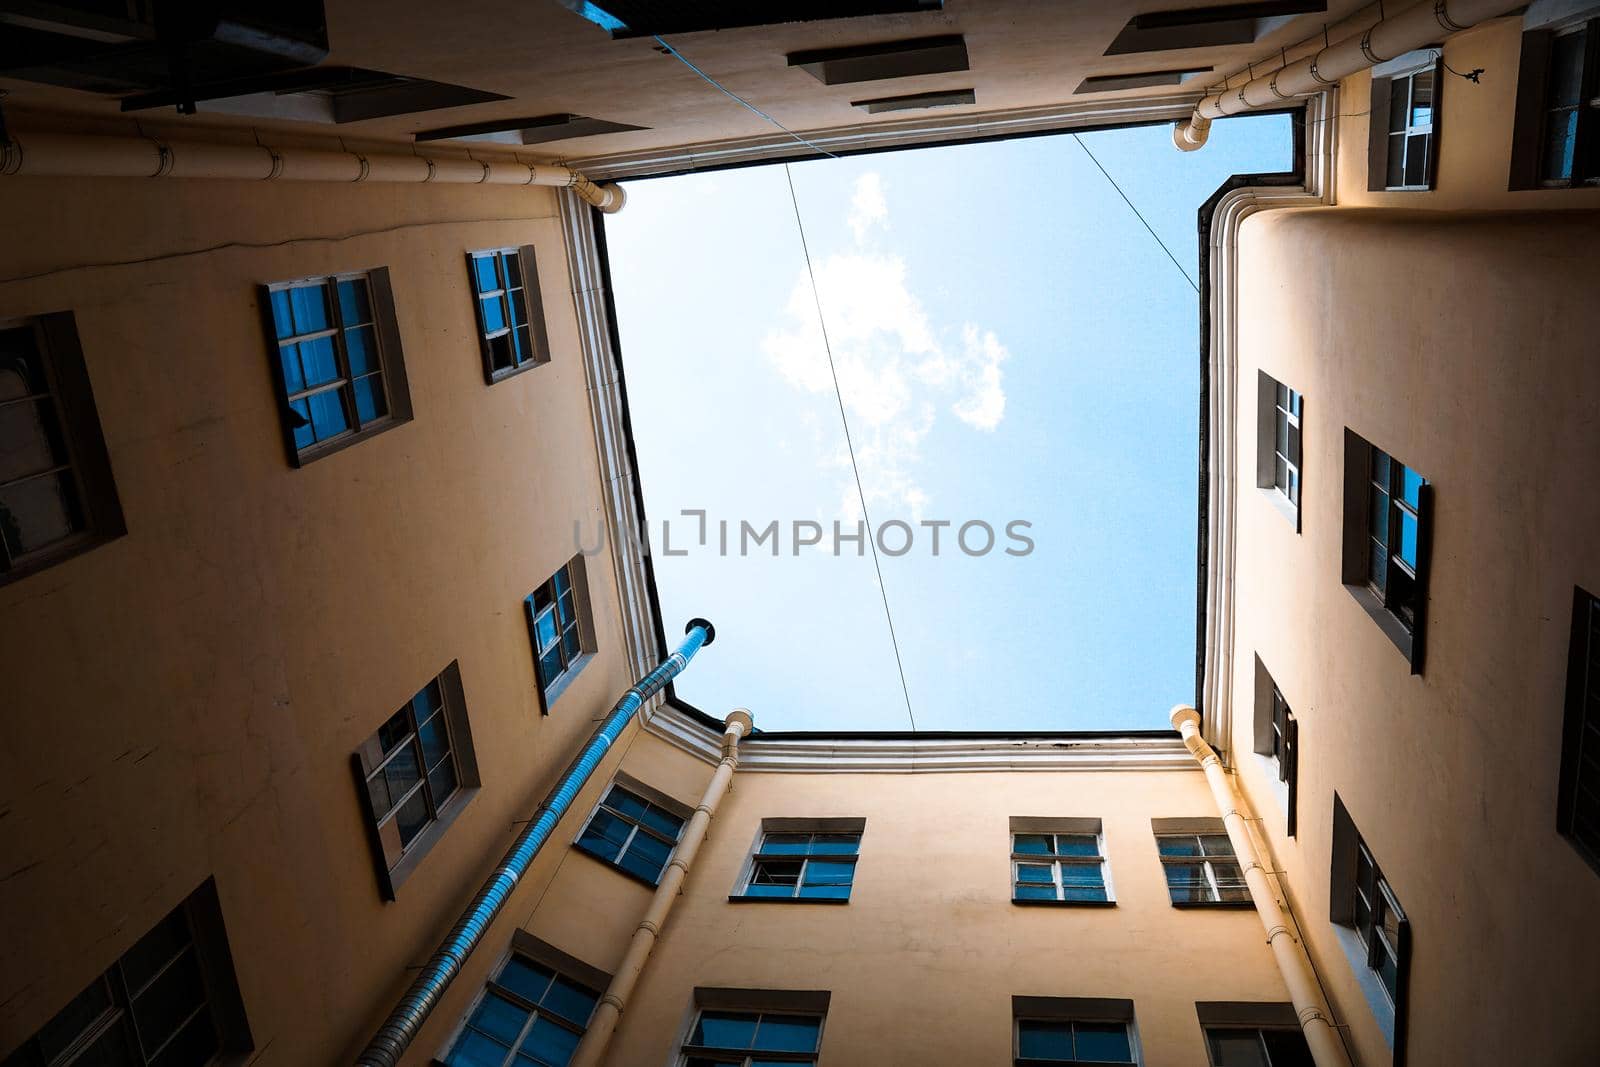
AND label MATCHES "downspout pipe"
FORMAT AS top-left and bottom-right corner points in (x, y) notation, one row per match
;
(568, 706), (755, 1067)
(0, 131), (625, 212)
(1173, 0), (1521, 150)
(354, 619), (717, 1067)
(1170, 706), (1352, 1067)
